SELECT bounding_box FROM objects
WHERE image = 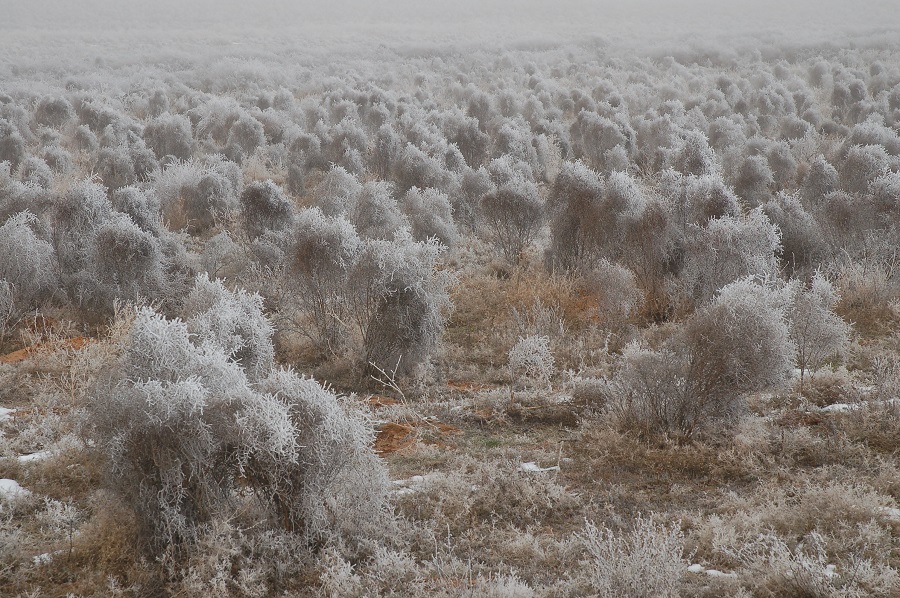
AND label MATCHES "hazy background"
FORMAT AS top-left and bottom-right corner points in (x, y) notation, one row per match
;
(2, 0), (898, 44)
